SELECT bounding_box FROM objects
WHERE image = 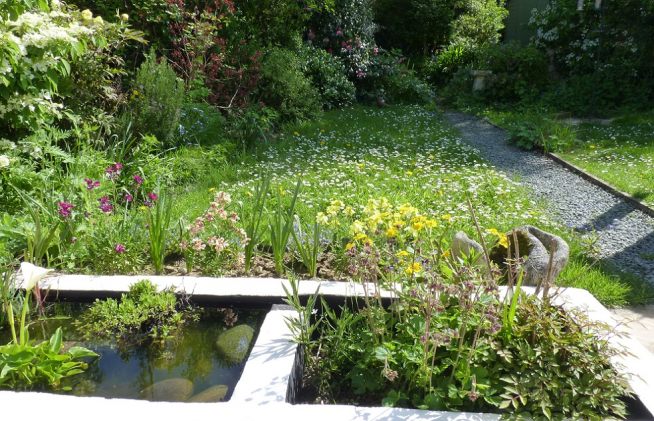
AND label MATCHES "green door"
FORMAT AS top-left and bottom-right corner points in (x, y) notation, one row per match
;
(504, 0), (549, 45)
